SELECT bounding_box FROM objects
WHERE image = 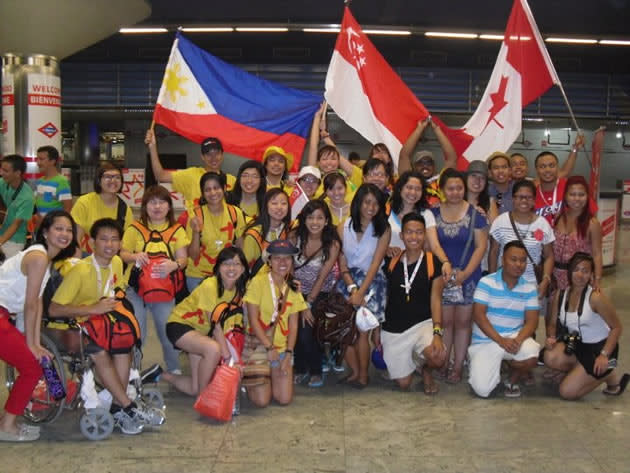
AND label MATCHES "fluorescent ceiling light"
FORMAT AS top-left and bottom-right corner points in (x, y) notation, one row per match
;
(235, 27), (288, 32)
(303, 27), (341, 33)
(181, 27), (233, 33)
(119, 27), (168, 33)
(425, 32), (478, 39)
(600, 39), (630, 46)
(546, 37), (597, 44)
(363, 29), (411, 36)
(479, 34), (504, 40)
